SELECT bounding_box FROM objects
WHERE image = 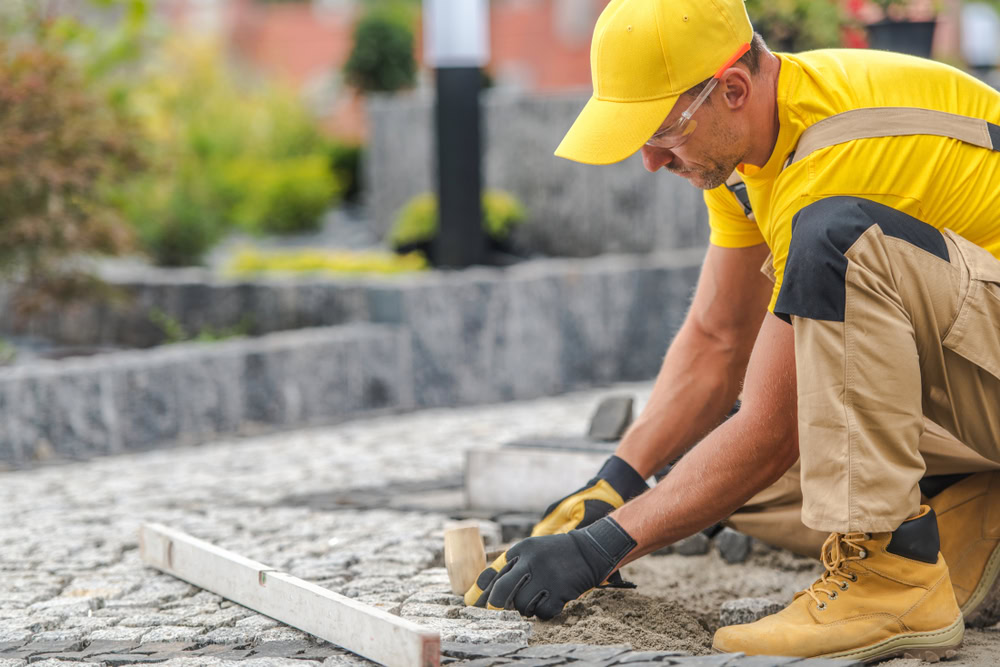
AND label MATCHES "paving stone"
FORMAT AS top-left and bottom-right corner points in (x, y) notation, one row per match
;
(672, 533), (711, 556)
(27, 631), (87, 644)
(28, 599), (101, 617)
(119, 612), (185, 627)
(400, 603), (460, 618)
(564, 645), (632, 662)
(0, 644), (29, 655)
(440, 642), (525, 660)
(320, 654), (374, 666)
(235, 615), (281, 631)
(130, 643), (201, 656)
(454, 659), (514, 667)
(157, 658), (230, 667)
(446, 627), (529, 645)
(509, 659), (570, 667)
(405, 591), (464, 606)
(249, 641), (317, 658)
(240, 658), (321, 666)
(515, 645), (585, 659)
(587, 395), (633, 440)
(664, 656), (742, 666)
(456, 607), (521, 623)
(0, 660), (26, 667)
(62, 616), (118, 631)
(139, 626), (206, 643)
(610, 651), (690, 664)
(19, 641), (87, 657)
(719, 598), (784, 627)
(201, 627), (258, 645)
(89, 625), (150, 642)
(255, 627), (311, 642)
(88, 653), (173, 665)
(29, 661), (103, 667)
(0, 633), (31, 645)
(716, 529), (753, 565)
